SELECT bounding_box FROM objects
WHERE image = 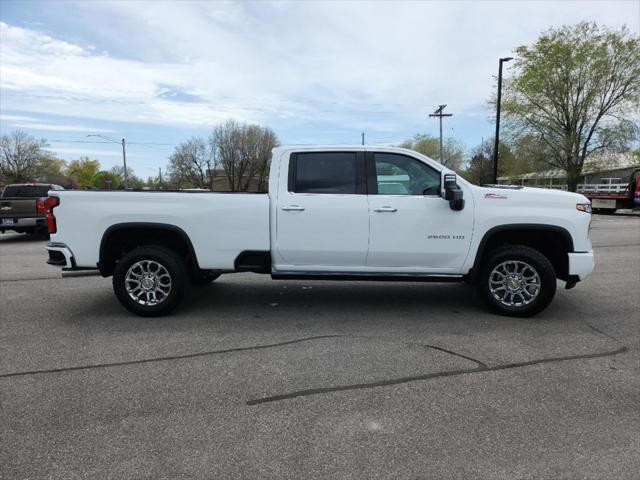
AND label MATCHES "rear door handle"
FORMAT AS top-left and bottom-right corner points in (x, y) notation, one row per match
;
(373, 206), (397, 213)
(282, 205), (305, 211)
